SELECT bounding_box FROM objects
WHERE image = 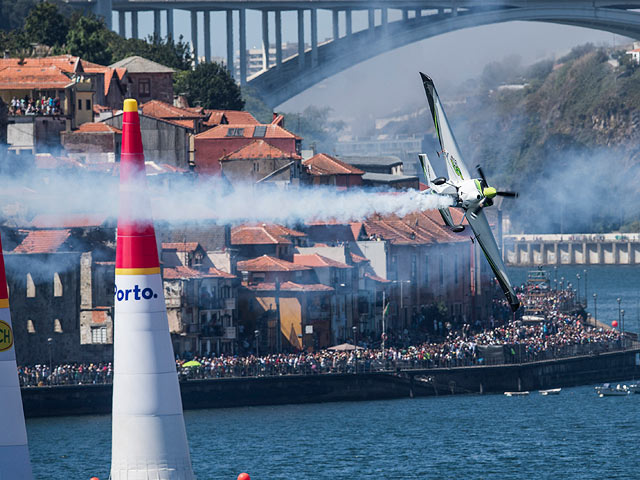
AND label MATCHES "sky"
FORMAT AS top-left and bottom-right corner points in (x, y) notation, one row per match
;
(121, 9), (630, 121)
